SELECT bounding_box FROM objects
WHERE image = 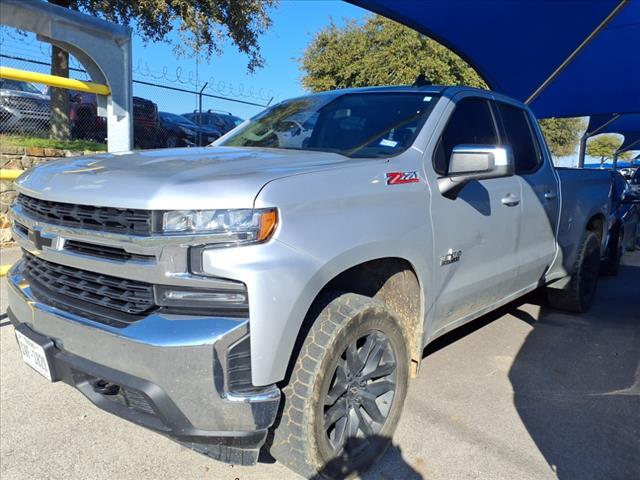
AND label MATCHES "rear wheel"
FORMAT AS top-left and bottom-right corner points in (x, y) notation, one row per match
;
(601, 230), (622, 276)
(547, 230), (600, 313)
(270, 293), (409, 479)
